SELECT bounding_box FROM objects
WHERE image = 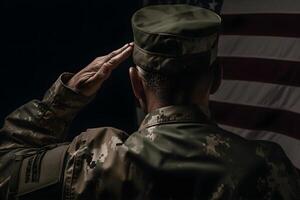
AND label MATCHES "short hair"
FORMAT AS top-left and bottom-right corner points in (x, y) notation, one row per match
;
(137, 65), (213, 104)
